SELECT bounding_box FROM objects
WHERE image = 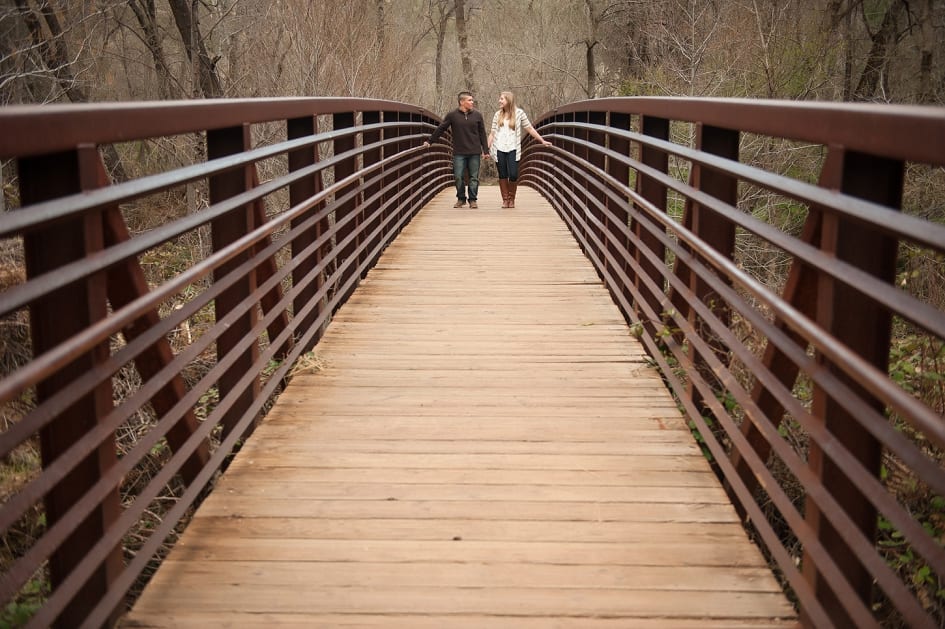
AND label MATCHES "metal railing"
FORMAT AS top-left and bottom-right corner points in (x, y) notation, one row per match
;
(0, 98), (450, 627)
(2, 95), (944, 628)
(521, 97), (945, 629)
